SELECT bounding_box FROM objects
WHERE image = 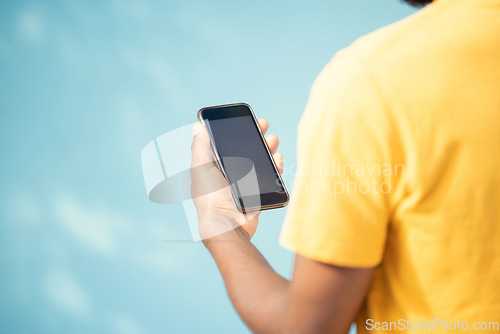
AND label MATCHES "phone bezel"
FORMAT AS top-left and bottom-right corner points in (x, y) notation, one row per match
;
(197, 103), (289, 212)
